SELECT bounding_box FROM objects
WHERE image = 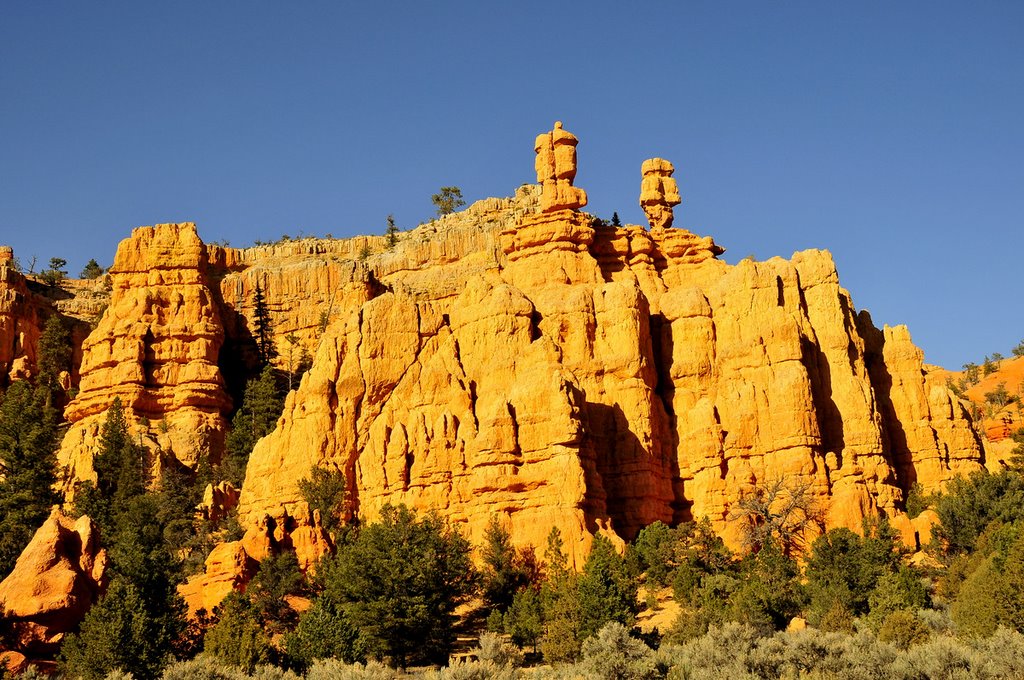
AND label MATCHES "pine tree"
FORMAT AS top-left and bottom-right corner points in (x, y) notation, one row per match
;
(576, 534), (639, 640)
(80, 259), (104, 280)
(318, 504), (475, 668)
(385, 214), (399, 248)
(59, 580), (172, 680)
(0, 381), (61, 577)
(222, 365), (283, 486)
(431, 187), (465, 216)
(252, 280), (276, 367)
(36, 315), (72, 406)
(74, 398), (146, 535)
(480, 515), (533, 614)
(611, 212), (621, 226)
